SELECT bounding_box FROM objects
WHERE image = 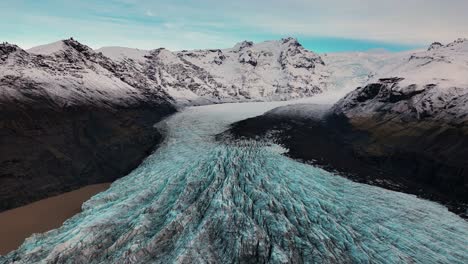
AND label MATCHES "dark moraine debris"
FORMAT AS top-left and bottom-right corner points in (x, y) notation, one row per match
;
(0, 102), (175, 212)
